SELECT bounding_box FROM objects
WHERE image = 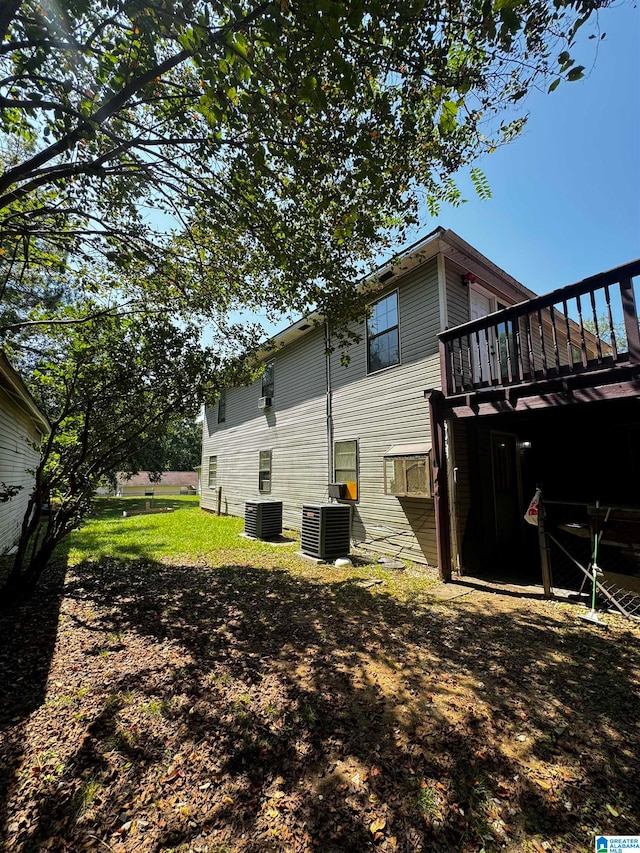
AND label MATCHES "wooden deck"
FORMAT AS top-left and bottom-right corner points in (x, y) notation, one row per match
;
(439, 259), (640, 415)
